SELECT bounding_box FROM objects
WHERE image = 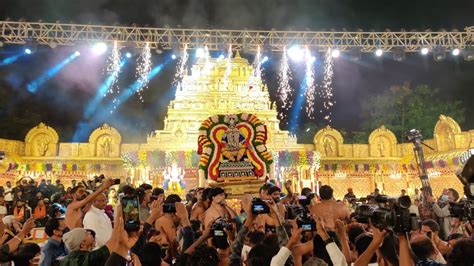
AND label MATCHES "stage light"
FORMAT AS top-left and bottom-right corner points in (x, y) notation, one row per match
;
(288, 46), (305, 61)
(331, 49), (340, 58)
(195, 48), (205, 58)
(217, 54), (225, 60)
(421, 47), (429, 55)
(125, 52), (132, 58)
(452, 48), (460, 56)
(92, 42), (107, 55)
(262, 56), (269, 63)
(433, 46), (446, 61)
(171, 54), (177, 60)
(75, 51), (80, 56)
(24, 48), (32, 55)
(306, 128), (311, 132)
(464, 47), (474, 61)
(310, 56), (316, 63)
(375, 48), (383, 57)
